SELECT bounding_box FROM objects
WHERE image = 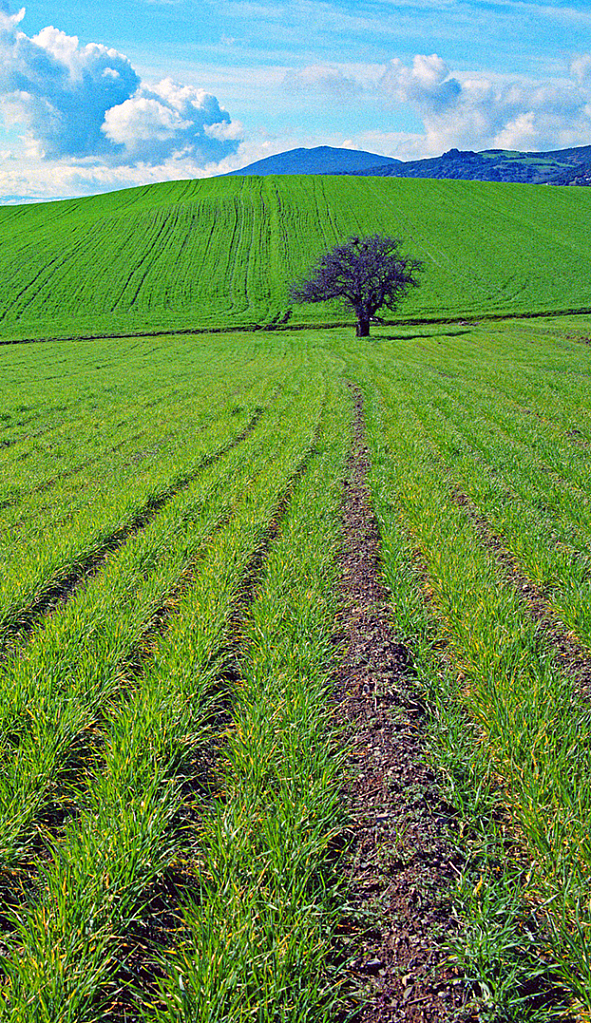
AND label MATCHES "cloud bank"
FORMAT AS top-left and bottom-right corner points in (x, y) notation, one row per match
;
(378, 52), (591, 155)
(0, 3), (242, 170)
